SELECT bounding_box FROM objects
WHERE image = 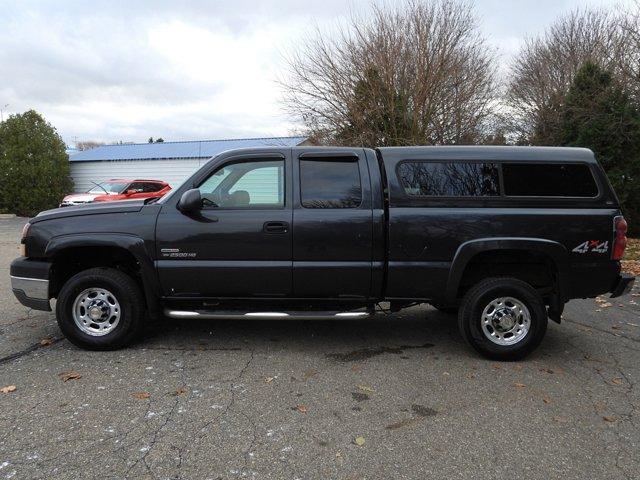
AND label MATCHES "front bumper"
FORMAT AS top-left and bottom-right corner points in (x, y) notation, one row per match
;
(610, 273), (635, 298)
(10, 258), (52, 311)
